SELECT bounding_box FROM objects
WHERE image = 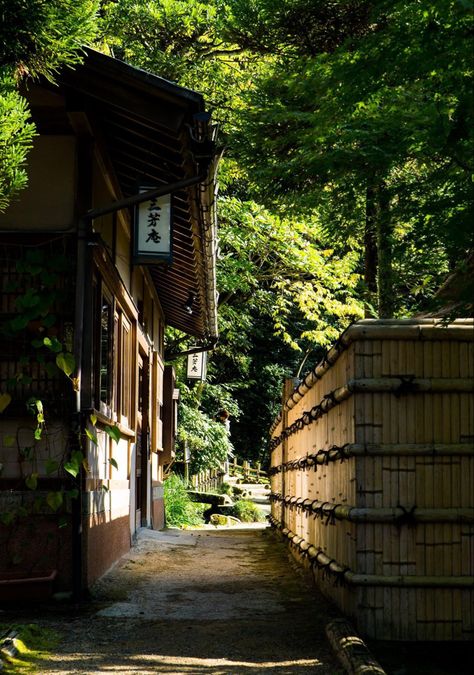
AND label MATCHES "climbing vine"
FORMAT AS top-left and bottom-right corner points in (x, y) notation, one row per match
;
(0, 245), (119, 544)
